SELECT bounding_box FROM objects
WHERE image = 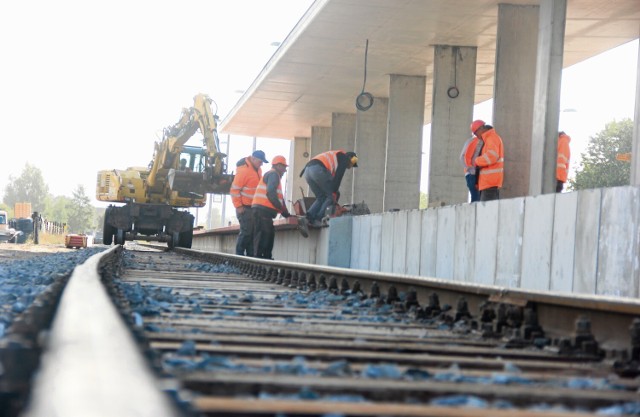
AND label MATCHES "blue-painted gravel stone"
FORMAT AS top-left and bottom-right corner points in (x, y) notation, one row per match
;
(0, 247), (107, 338)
